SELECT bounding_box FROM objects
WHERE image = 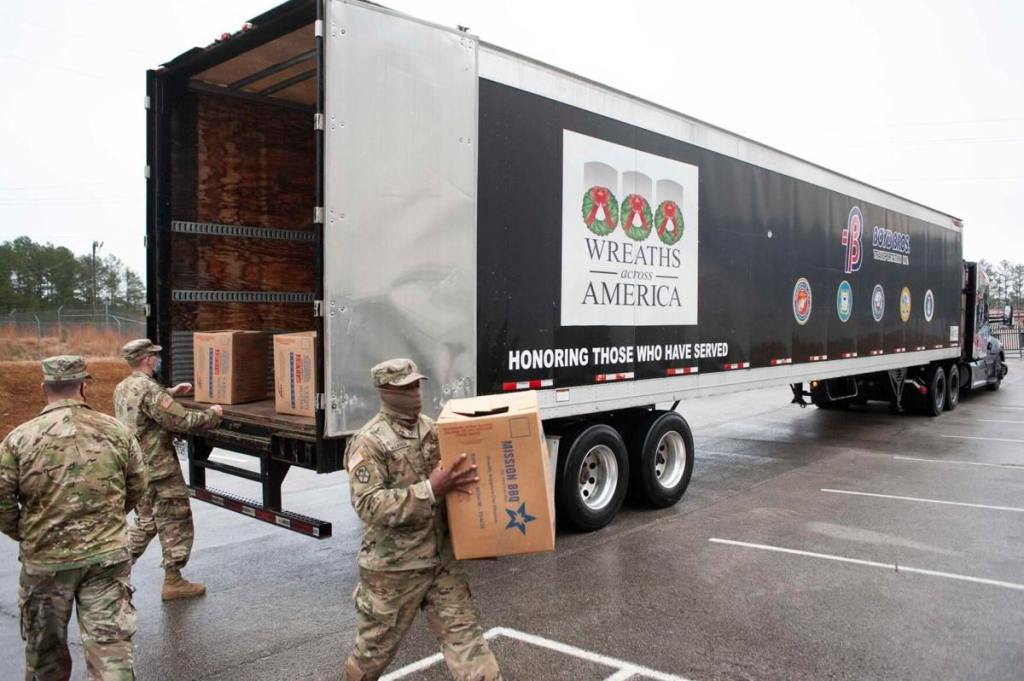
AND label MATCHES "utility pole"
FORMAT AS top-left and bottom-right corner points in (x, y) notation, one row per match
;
(91, 240), (103, 313)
